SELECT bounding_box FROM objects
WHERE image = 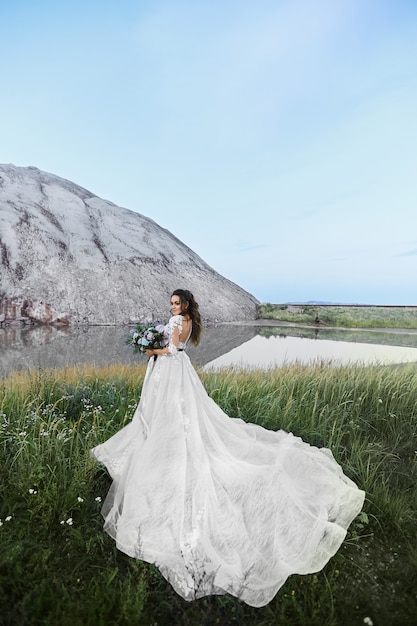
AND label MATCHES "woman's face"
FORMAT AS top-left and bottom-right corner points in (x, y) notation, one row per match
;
(170, 295), (186, 316)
